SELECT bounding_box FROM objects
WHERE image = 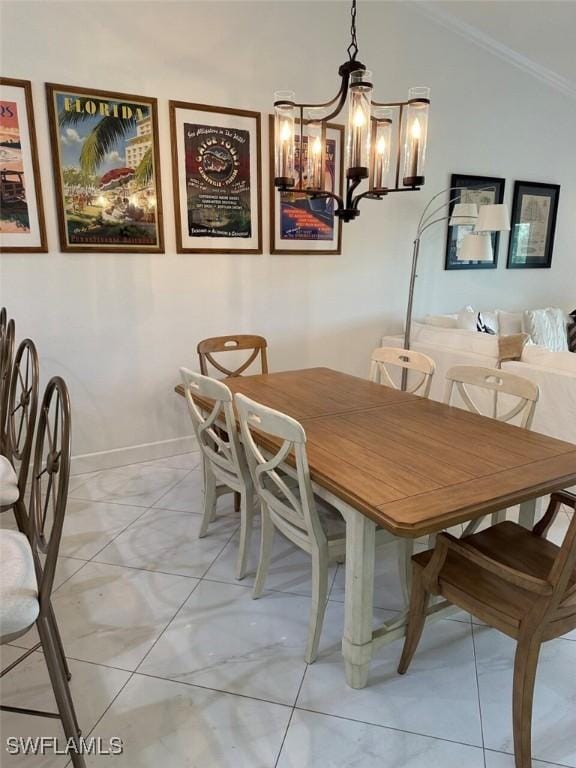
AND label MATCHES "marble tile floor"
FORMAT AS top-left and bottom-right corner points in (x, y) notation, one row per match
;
(1, 453), (574, 767)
